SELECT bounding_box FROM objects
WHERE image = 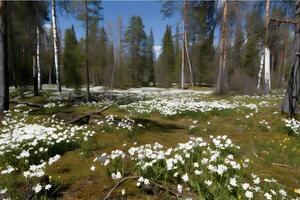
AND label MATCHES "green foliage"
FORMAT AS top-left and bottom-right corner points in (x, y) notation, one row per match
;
(124, 15), (147, 86)
(63, 26), (82, 90)
(157, 25), (175, 87)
